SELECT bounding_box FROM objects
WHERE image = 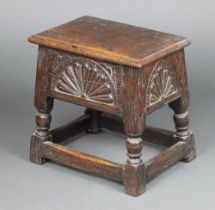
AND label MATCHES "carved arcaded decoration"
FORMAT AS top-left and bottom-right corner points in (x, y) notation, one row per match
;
(146, 60), (179, 108)
(50, 53), (118, 105)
